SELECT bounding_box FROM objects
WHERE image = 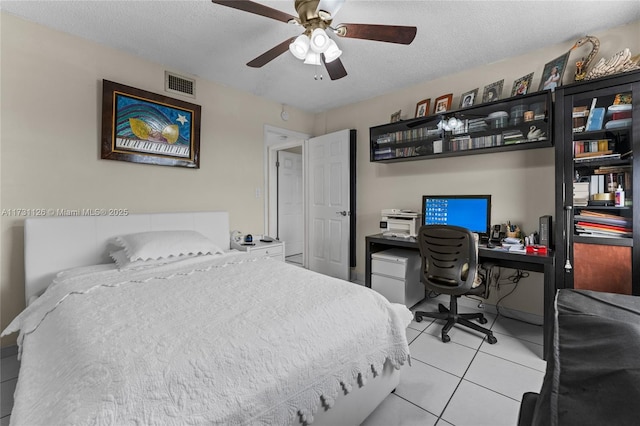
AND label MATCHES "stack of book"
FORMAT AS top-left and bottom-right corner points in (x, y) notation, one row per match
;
(574, 210), (632, 238)
(572, 105), (589, 133)
(503, 130), (525, 144)
(373, 146), (394, 160)
(574, 139), (613, 158)
(467, 118), (488, 133)
(593, 164), (632, 194)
